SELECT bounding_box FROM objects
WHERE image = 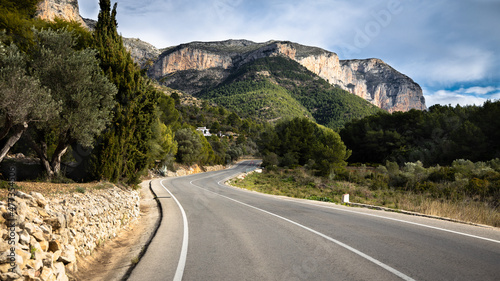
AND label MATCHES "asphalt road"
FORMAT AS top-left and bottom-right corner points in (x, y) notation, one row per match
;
(128, 161), (500, 281)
